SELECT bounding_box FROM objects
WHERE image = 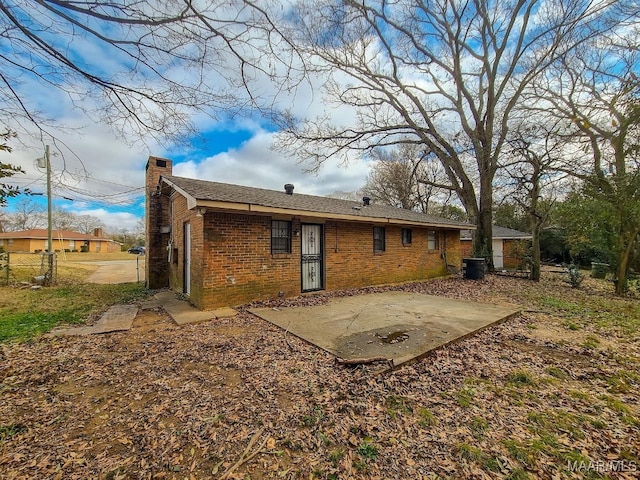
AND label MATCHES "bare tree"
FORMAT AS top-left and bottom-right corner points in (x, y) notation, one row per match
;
(1, 1), (300, 144)
(325, 190), (363, 202)
(4, 197), (46, 230)
(74, 214), (105, 235)
(528, 9), (640, 294)
(277, 0), (615, 269)
(502, 125), (567, 281)
(363, 143), (458, 215)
